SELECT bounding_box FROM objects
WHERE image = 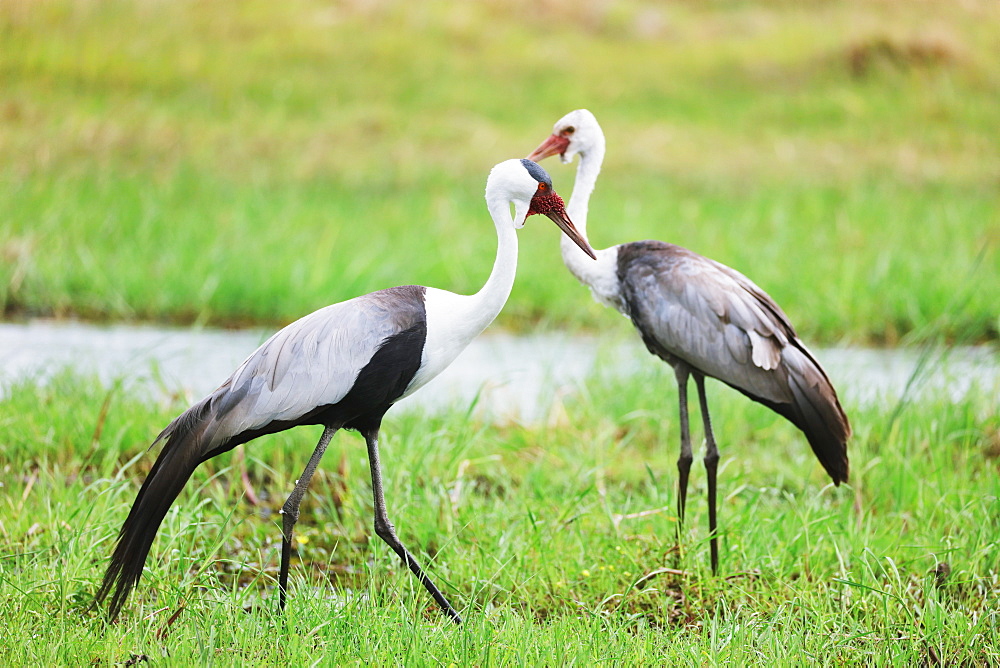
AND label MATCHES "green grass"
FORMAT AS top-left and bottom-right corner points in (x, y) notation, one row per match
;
(1, 367), (997, 664)
(2, 0), (998, 342)
(1, 0), (997, 662)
